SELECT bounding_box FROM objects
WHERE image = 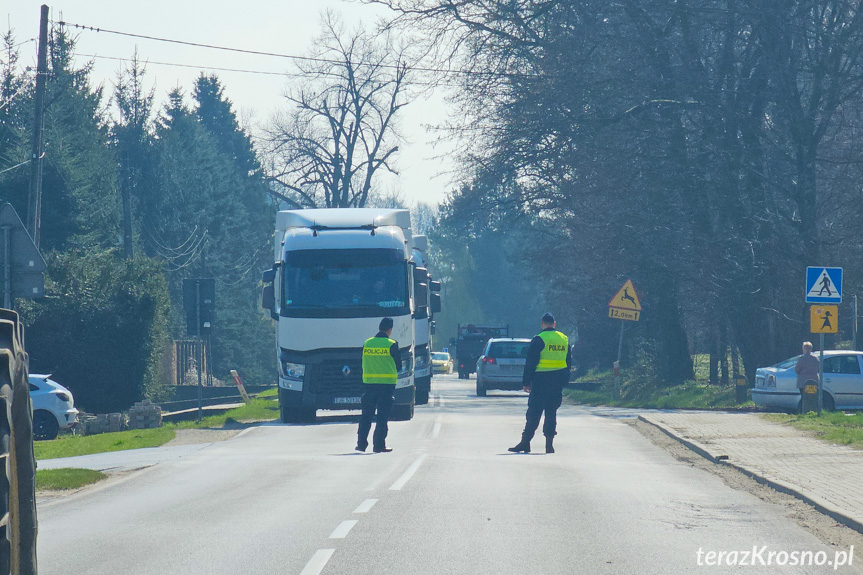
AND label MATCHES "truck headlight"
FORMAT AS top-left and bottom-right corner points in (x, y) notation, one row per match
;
(415, 353), (429, 369)
(398, 355), (413, 377)
(281, 361), (305, 381)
